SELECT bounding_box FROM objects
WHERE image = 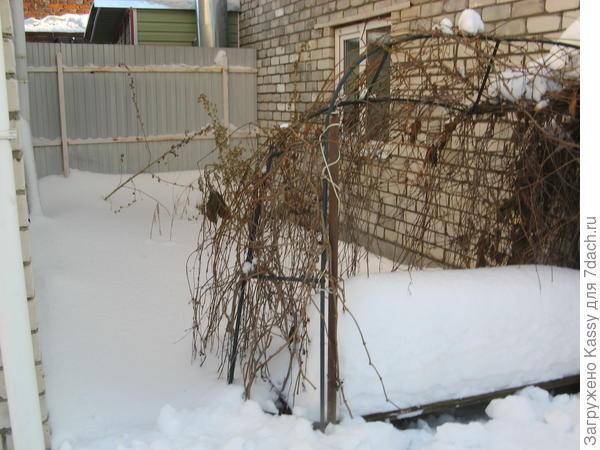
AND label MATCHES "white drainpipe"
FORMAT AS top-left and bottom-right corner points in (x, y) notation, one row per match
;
(0, 12), (46, 450)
